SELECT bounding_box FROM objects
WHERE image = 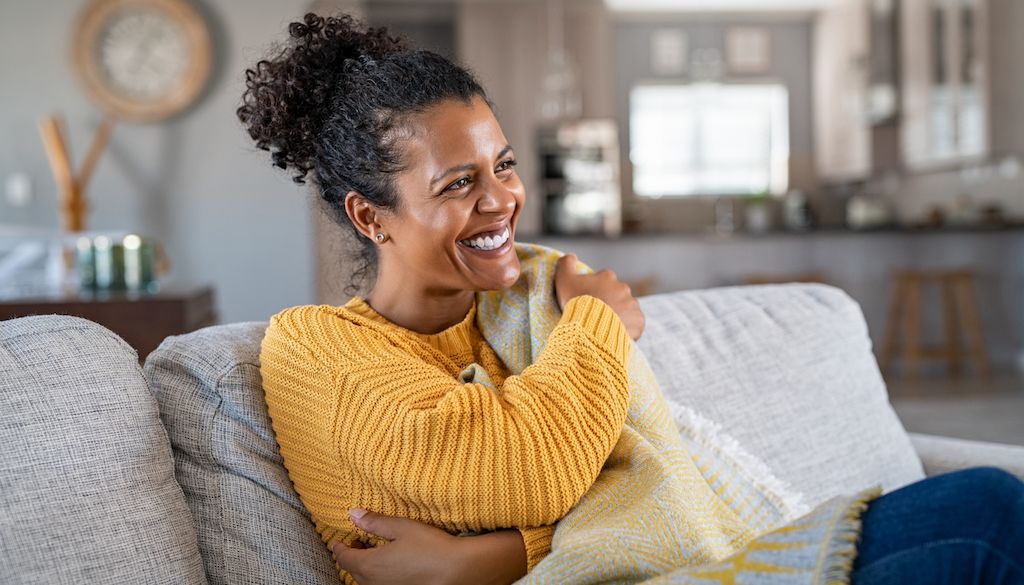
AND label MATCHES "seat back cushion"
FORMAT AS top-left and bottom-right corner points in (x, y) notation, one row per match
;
(637, 283), (924, 512)
(0, 315), (206, 584)
(144, 322), (336, 585)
